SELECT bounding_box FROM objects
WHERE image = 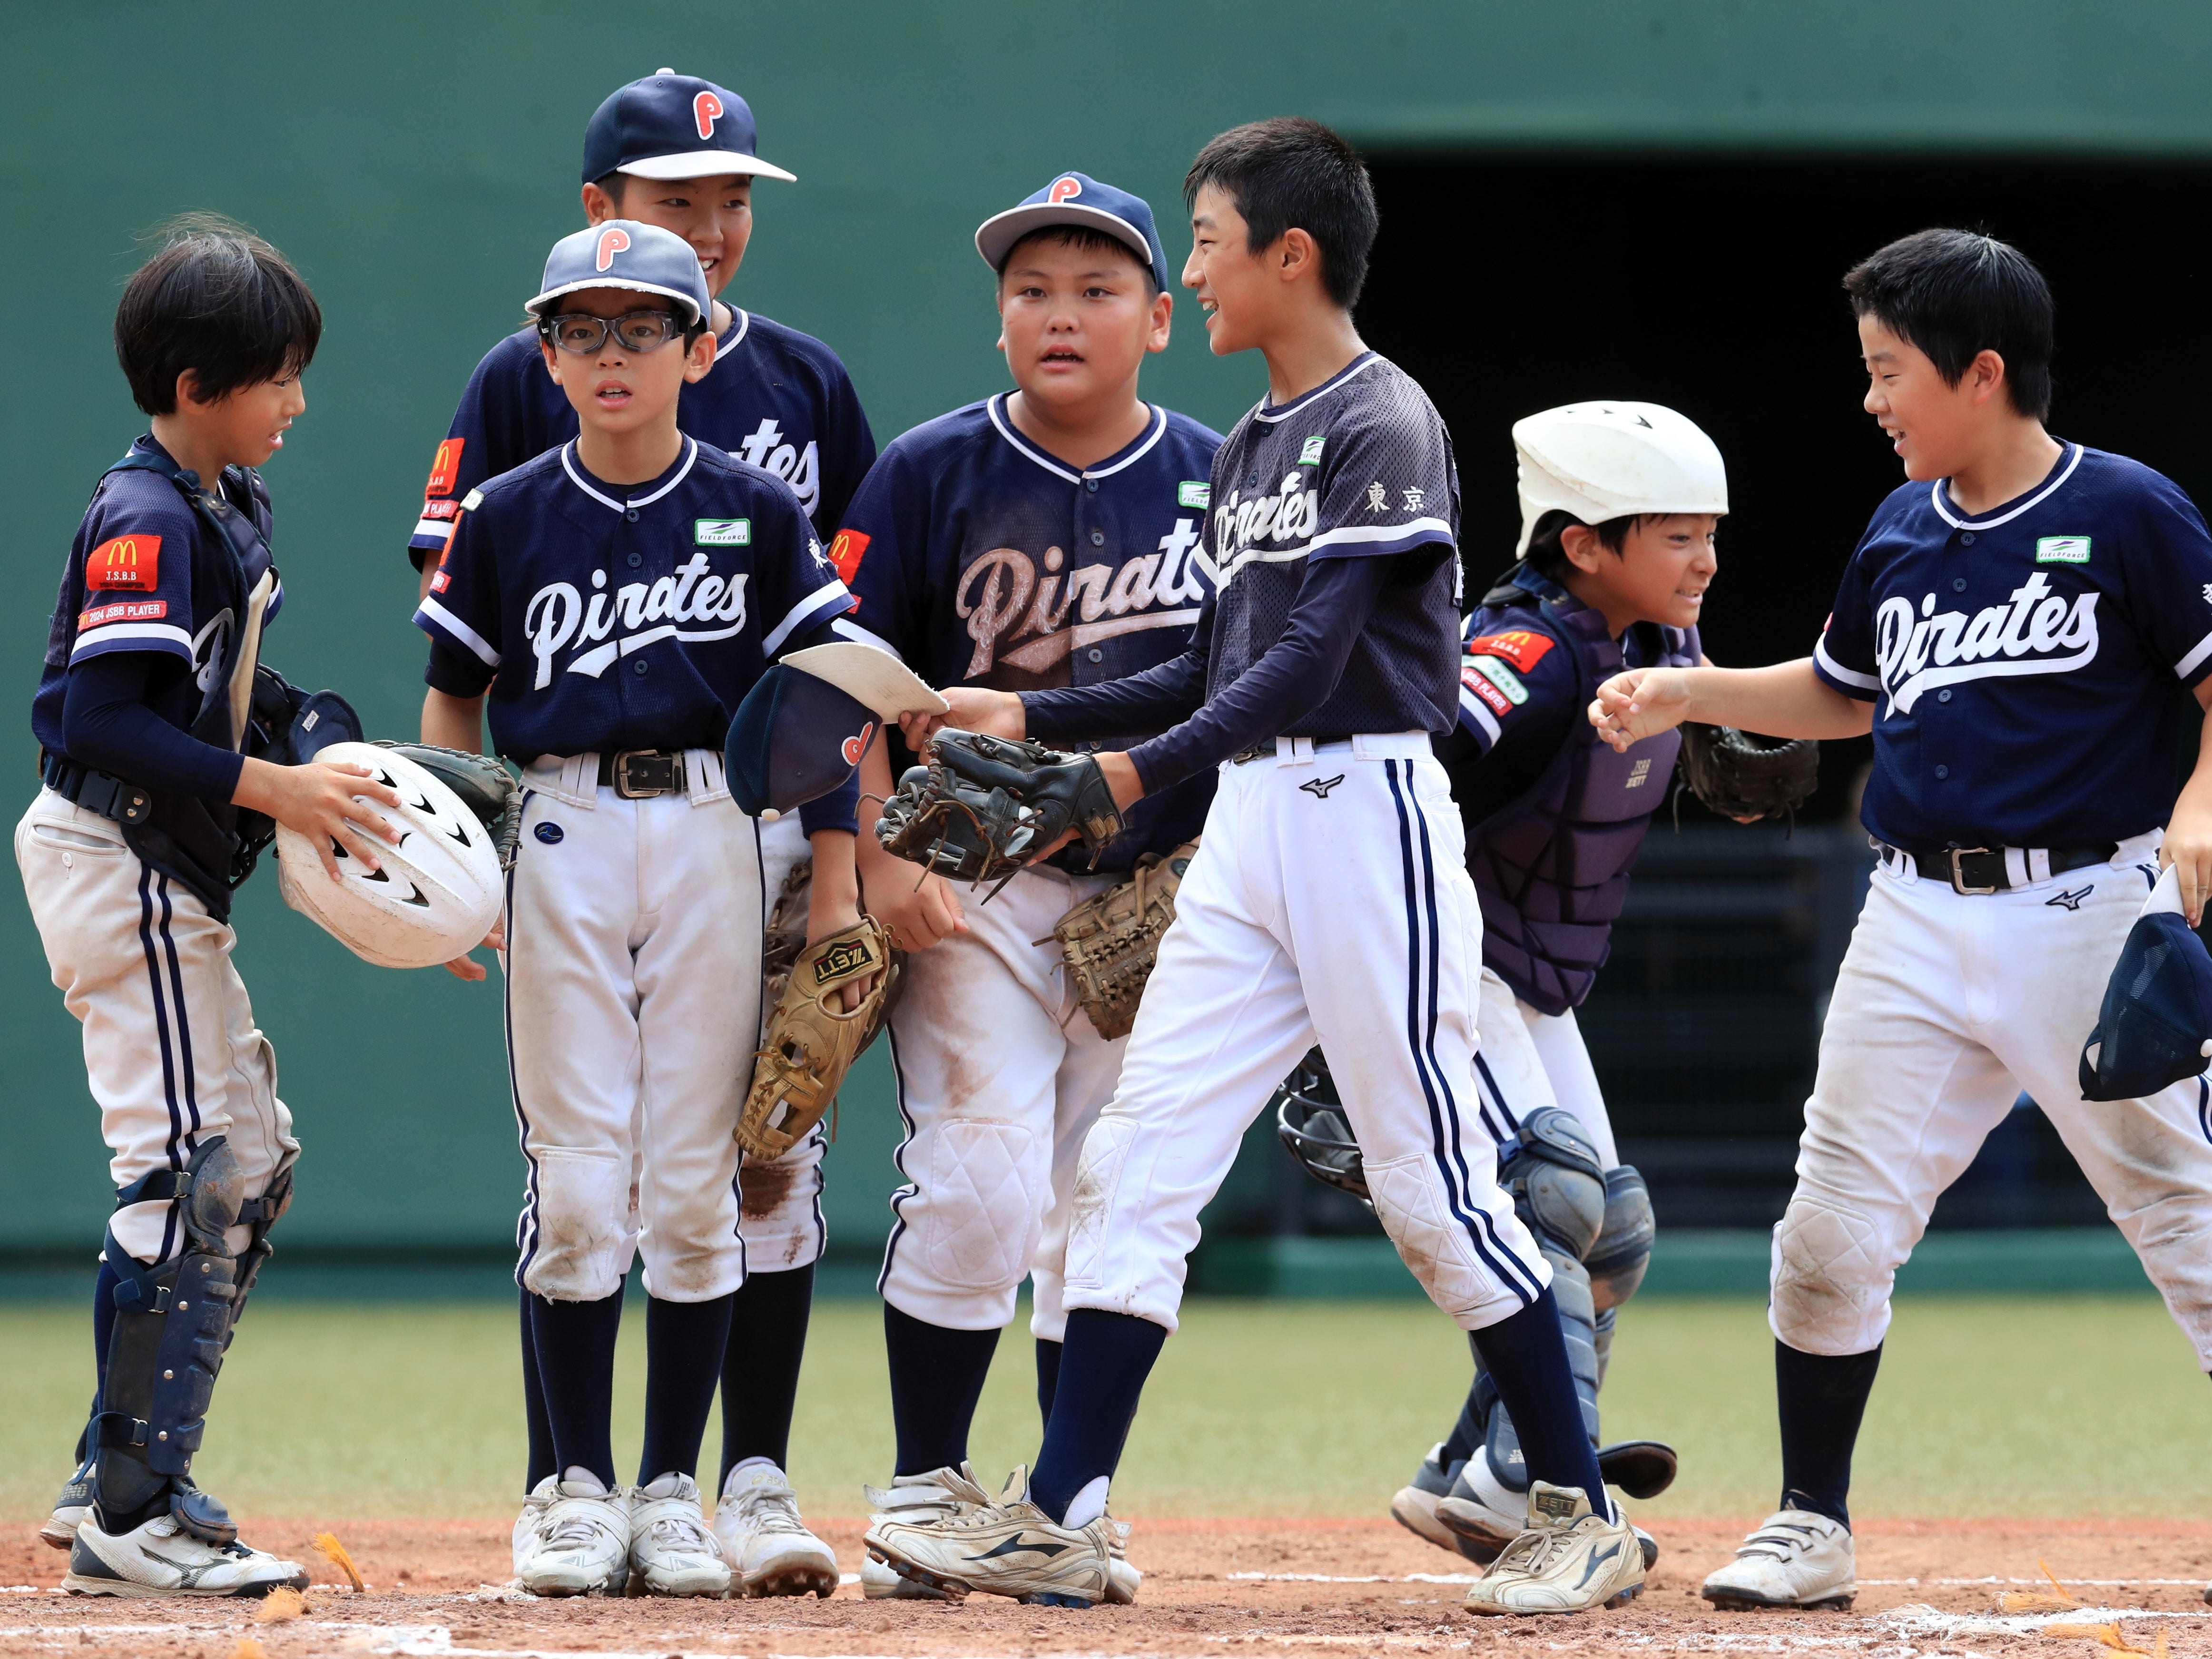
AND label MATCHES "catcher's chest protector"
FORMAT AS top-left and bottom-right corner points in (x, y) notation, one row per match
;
(1465, 590), (1695, 1017)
